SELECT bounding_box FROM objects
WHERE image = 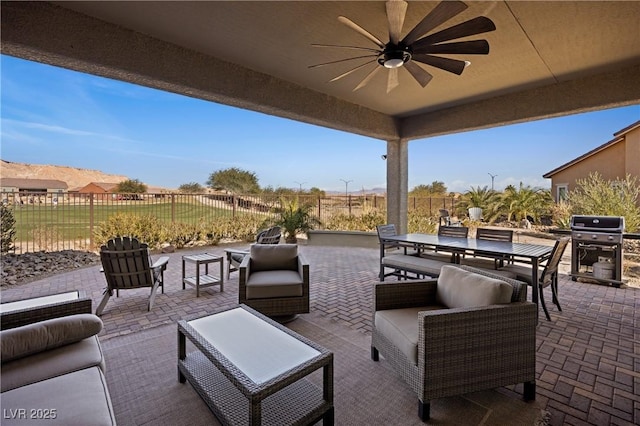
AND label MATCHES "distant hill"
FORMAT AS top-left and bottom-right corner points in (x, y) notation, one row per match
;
(0, 159), (129, 190)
